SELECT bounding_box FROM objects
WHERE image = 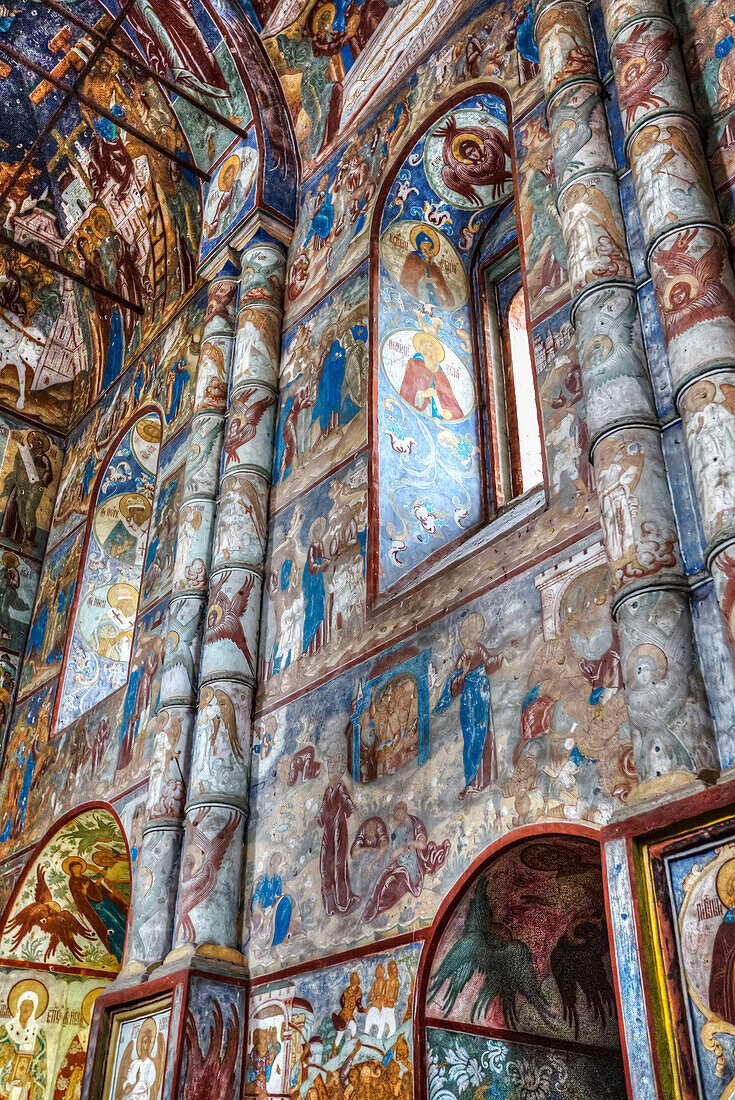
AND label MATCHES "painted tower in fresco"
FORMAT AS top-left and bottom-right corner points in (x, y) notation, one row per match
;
(0, 0), (734, 1097)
